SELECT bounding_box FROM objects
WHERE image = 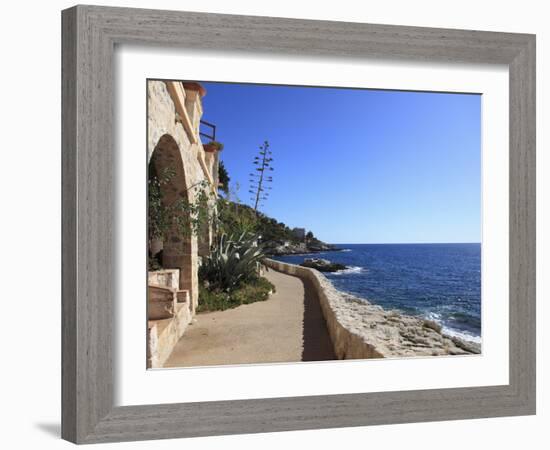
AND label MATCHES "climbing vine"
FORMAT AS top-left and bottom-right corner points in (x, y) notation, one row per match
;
(148, 166), (214, 244)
